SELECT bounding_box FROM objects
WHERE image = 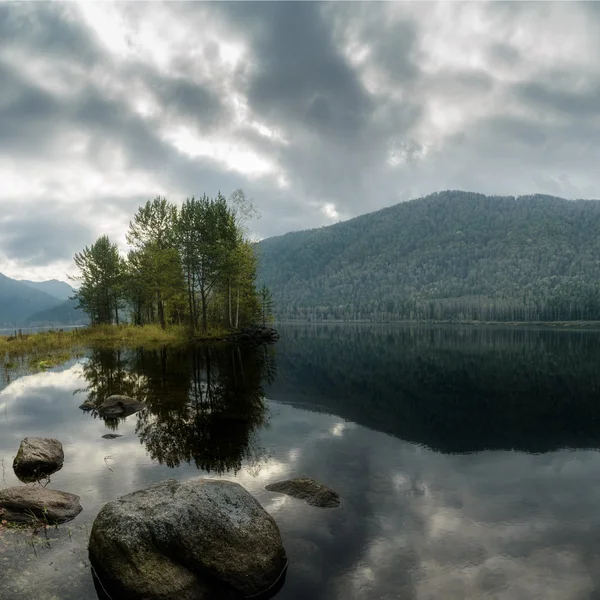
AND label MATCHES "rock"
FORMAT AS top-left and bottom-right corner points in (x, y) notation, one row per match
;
(89, 478), (287, 600)
(0, 486), (82, 525)
(13, 437), (64, 482)
(79, 399), (96, 411)
(101, 434), (122, 439)
(265, 478), (341, 508)
(97, 395), (145, 418)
